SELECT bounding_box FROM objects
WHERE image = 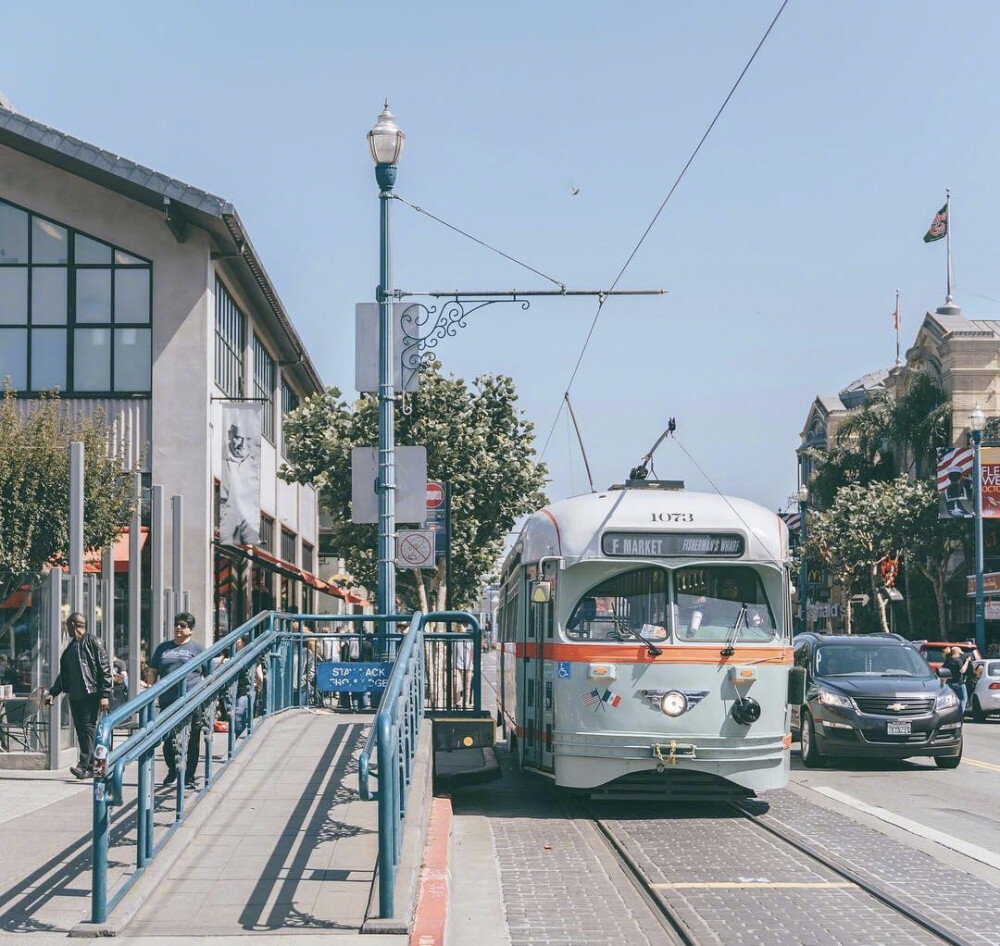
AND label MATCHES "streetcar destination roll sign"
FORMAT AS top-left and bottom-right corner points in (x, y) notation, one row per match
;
(601, 532), (745, 557)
